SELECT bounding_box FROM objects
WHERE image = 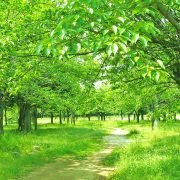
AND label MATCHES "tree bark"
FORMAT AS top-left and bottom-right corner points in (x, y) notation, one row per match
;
(141, 113), (144, 120)
(59, 111), (62, 124)
(18, 103), (31, 132)
(33, 107), (38, 130)
(4, 106), (7, 125)
(0, 104), (3, 134)
(88, 114), (91, 121)
(128, 114), (131, 123)
(137, 113), (140, 123)
(155, 2), (180, 34)
(151, 116), (155, 130)
(50, 112), (54, 124)
(120, 110), (123, 120)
